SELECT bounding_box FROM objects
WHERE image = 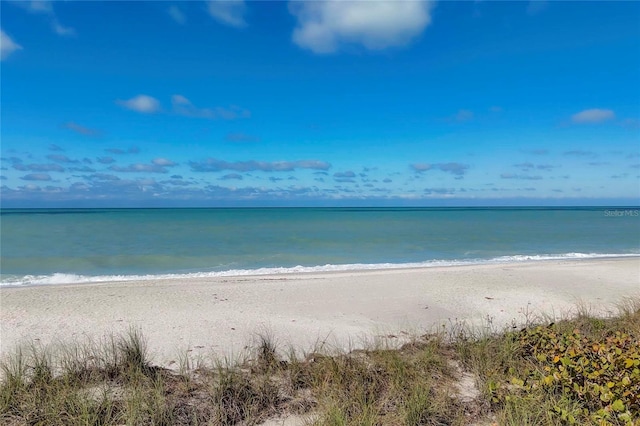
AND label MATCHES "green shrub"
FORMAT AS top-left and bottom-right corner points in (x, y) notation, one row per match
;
(490, 325), (639, 425)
